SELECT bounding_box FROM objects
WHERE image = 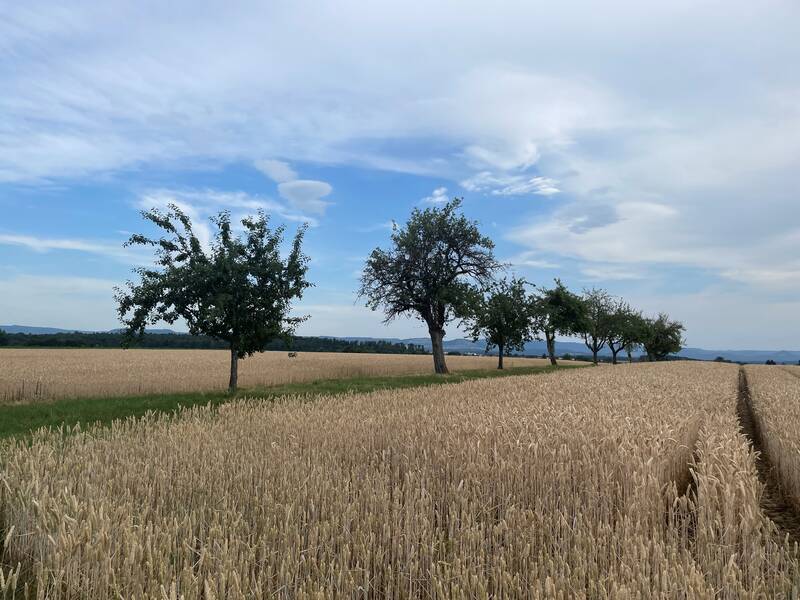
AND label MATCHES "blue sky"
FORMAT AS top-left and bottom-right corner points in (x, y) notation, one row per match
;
(1, 1), (799, 349)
